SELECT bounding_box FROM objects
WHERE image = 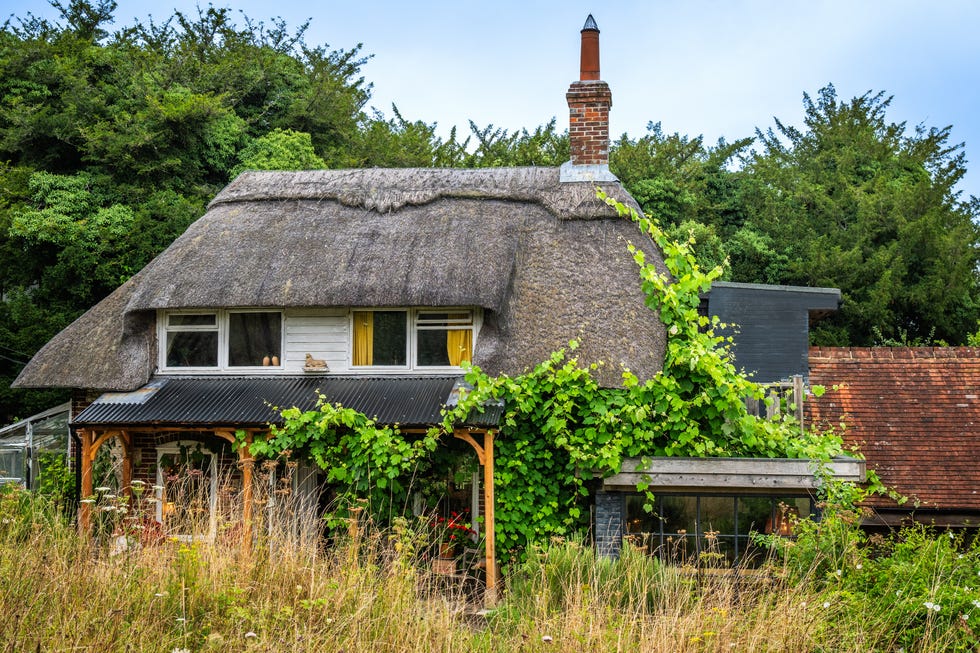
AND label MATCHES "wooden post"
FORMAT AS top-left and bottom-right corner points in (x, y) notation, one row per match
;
(453, 427), (498, 607)
(119, 431), (133, 496)
(78, 429), (93, 536)
(239, 433), (255, 552)
(483, 429), (498, 606)
(792, 374), (805, 433)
